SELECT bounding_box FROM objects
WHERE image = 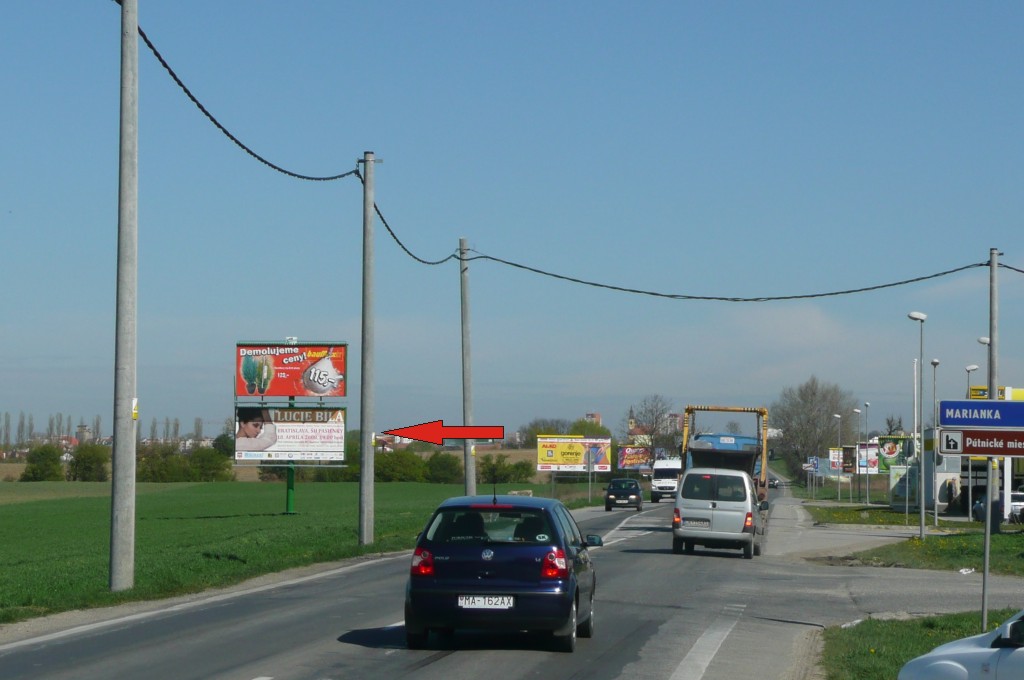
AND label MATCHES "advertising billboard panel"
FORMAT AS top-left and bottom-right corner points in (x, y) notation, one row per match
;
(617, 446), (652, 470)
(876, 435), (912, 473)
(235, 407), (346, 460)
(536, 436), (611, 472)
(235, 343), (347, 398)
